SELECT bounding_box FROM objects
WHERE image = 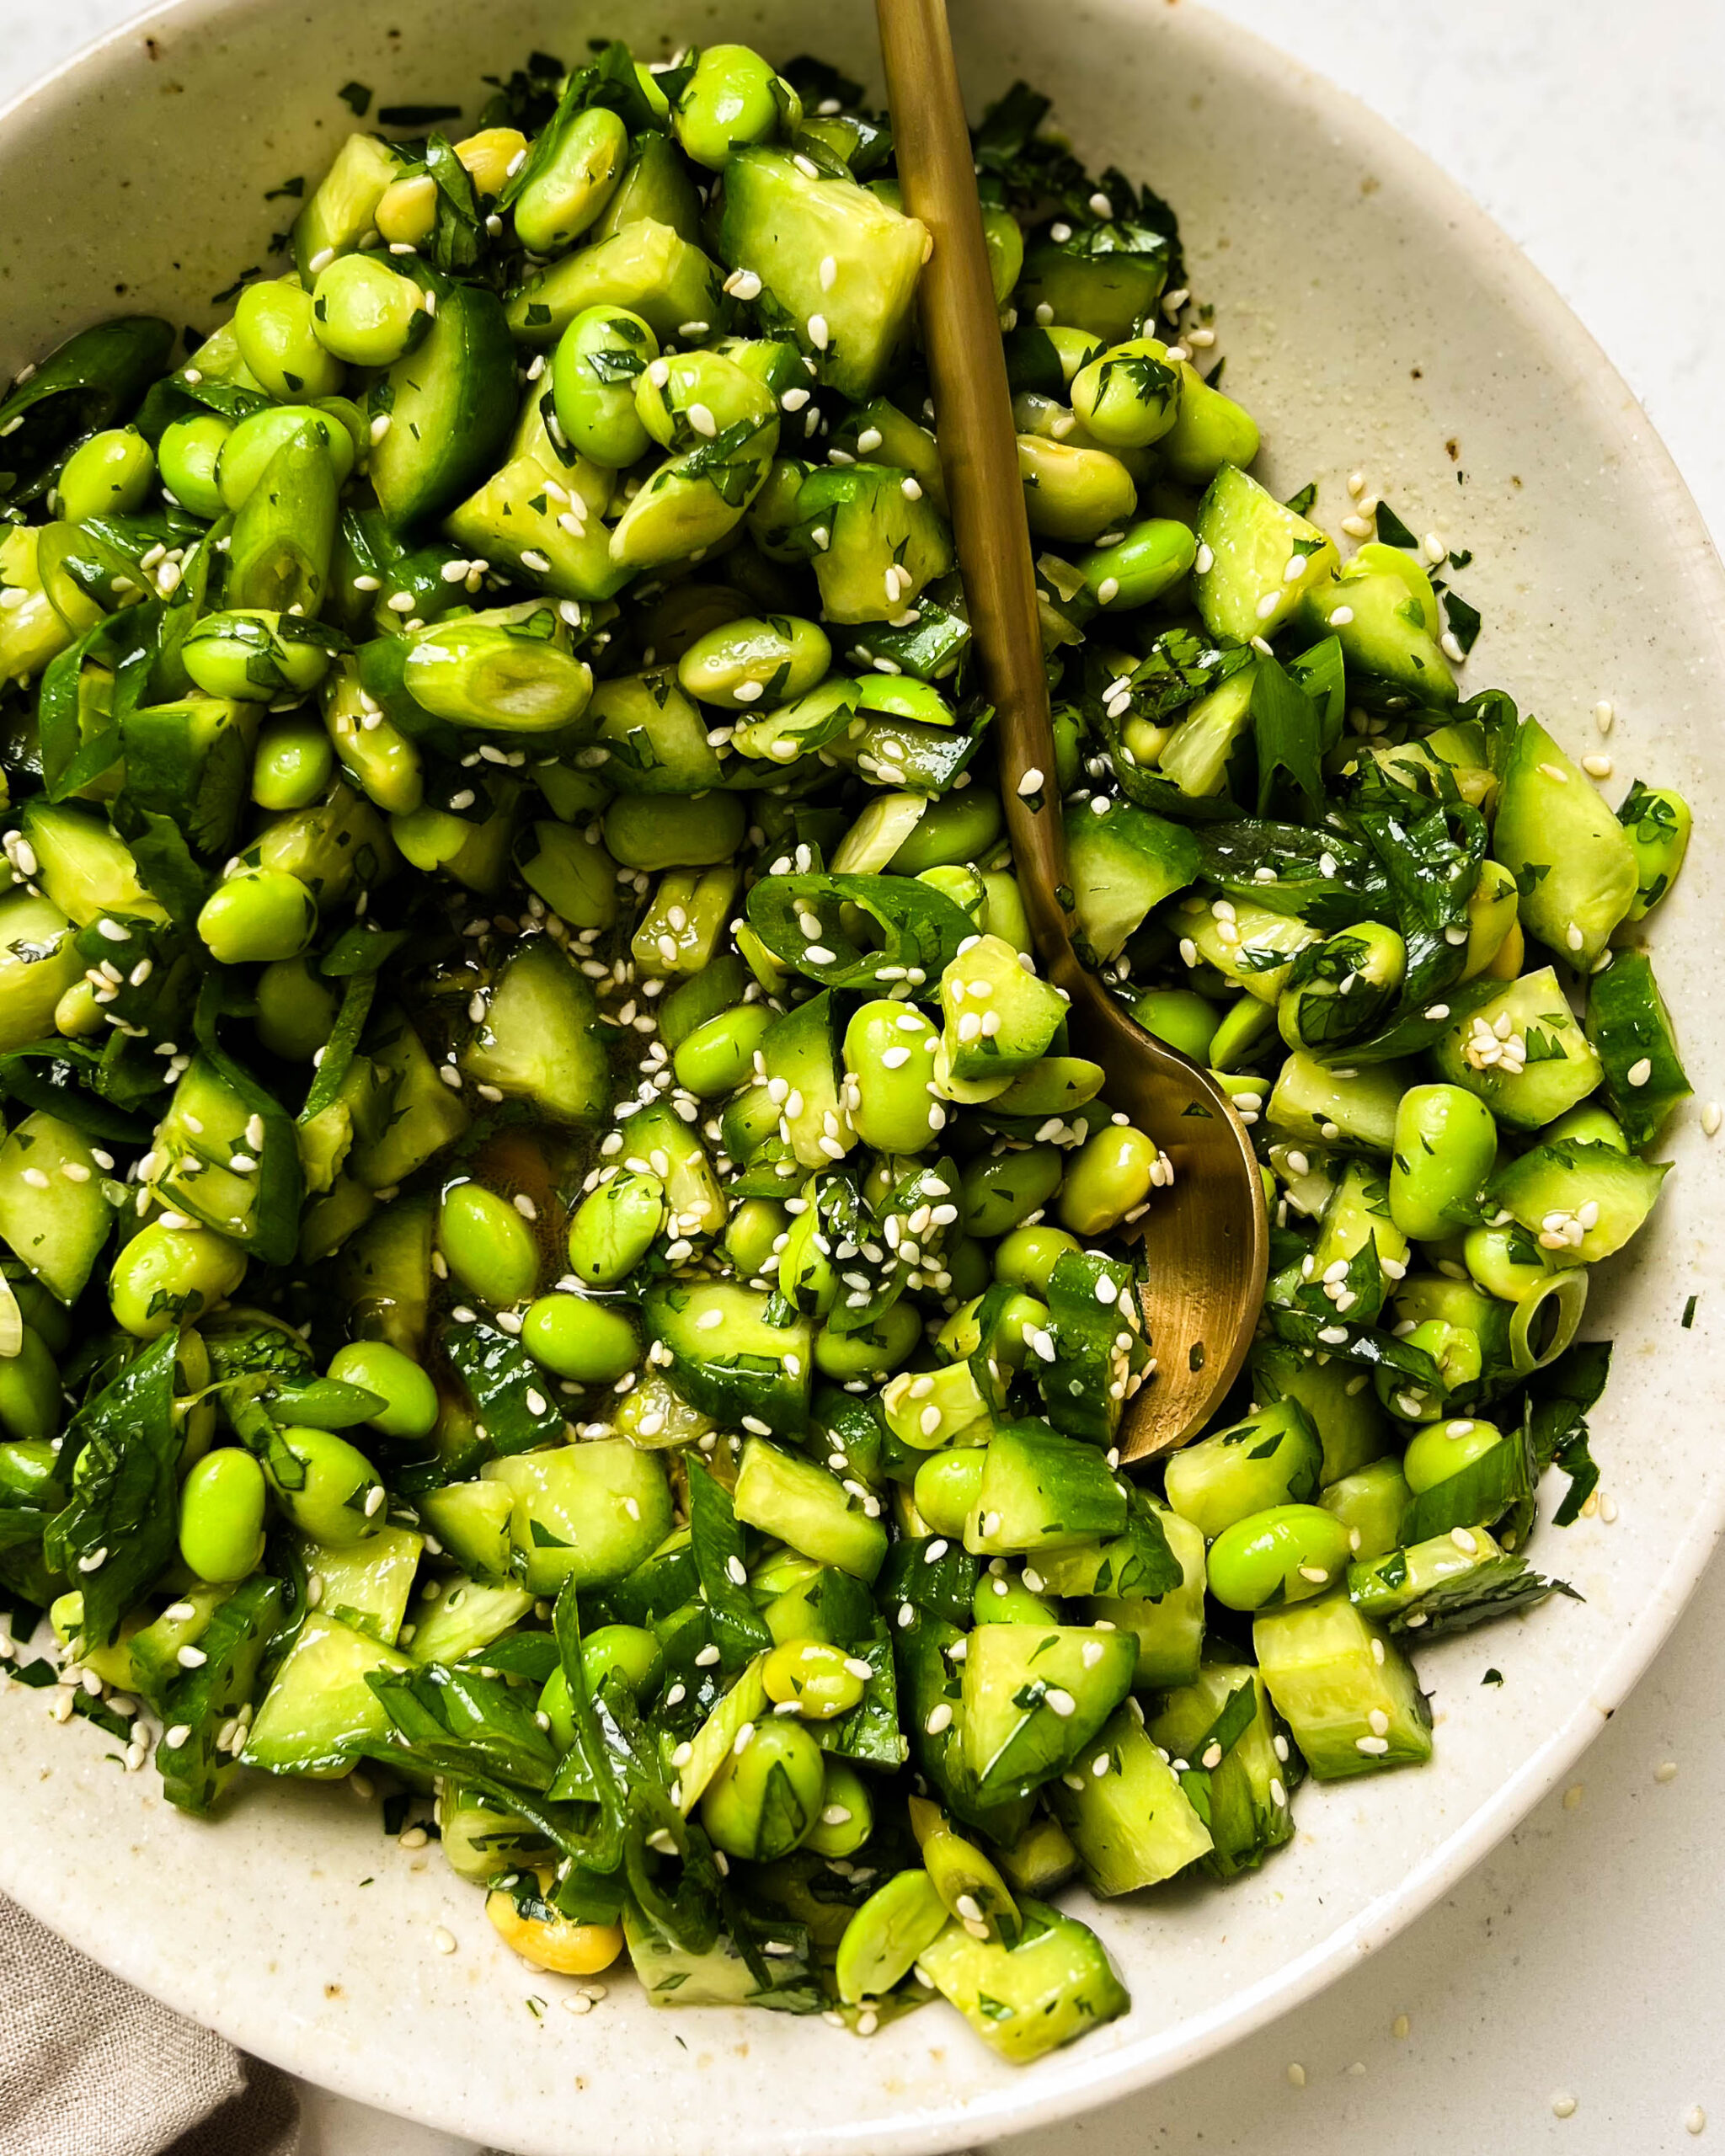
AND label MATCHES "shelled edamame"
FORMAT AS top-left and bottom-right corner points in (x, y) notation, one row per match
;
(0, 32), (1688, 2070)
